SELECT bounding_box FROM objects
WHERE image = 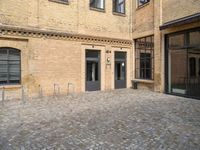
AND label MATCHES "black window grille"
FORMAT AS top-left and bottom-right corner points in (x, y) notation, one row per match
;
(189, 57), (196, 77)
(90, 0), (104, 10)
(113, 0), (125, 14)
(135, 36), (154, 80)
(0, 47), (21, 85)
